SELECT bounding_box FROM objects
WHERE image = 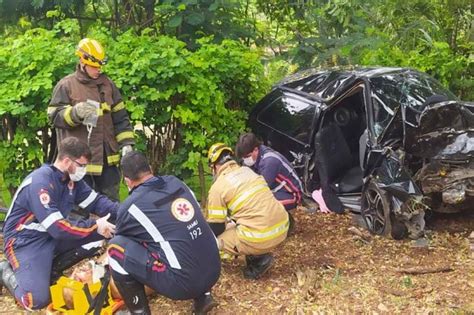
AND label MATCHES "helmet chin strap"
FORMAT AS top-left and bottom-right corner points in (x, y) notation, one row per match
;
(79, 61), (100, 79)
